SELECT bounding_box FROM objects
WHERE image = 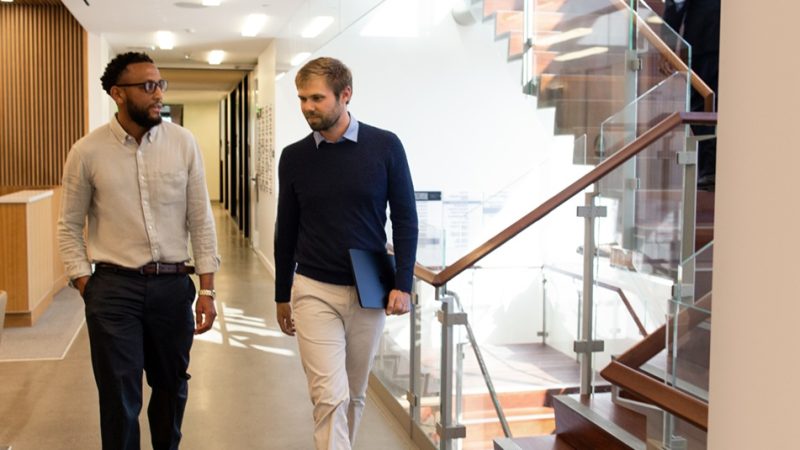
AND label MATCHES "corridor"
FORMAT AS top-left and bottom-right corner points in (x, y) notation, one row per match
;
(0, 204), (417, 449)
